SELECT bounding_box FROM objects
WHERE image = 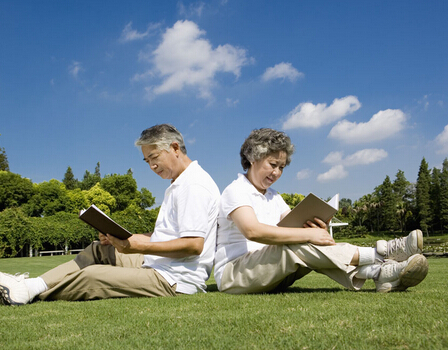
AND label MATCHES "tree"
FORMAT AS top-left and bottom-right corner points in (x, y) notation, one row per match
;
(281, 193), (305, 209)
(63, 166), (79, 190)
(84, 183), (116, 215)
(23, 179), (70, 217)
(393, 170), (410, 203)
(100, 173), (141, 212)
(429, 167), (441, 232)
(0, 134), (9, 171)
(416, 158), (431, 236)
(111, 204), (159, 234)
(66, 188), (89, 214)
(377, 176), (396, 231)
(0, 171), (35, 211)
(80, 163), (101, 191)
(0, 207), (31, 257)
(440, 158), (448, 233)
(0, 147), (8, 171)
